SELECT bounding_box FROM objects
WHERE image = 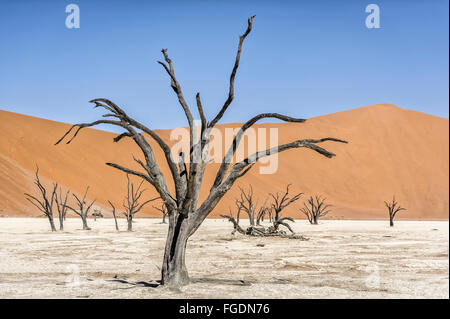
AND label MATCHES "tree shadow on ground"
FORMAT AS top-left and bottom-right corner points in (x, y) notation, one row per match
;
(106, 277), (252, 289)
